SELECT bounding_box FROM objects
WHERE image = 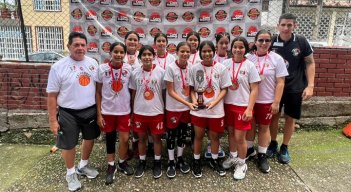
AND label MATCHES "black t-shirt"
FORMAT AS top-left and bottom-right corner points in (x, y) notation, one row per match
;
(271, 33), (313, 93)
